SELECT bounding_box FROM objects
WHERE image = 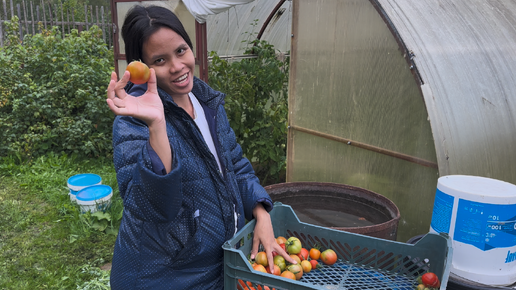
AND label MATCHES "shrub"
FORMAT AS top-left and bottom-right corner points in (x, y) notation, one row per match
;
(208, 40), (289, 185)
(0, 17), (114, 160)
